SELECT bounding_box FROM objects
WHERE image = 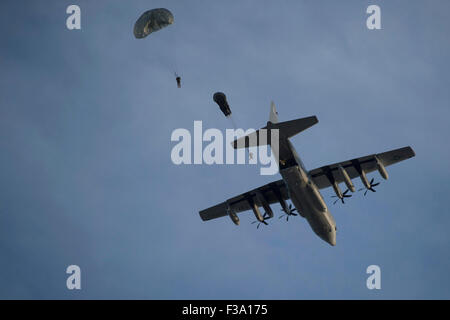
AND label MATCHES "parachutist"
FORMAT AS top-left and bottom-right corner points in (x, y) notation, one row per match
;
(134, 8), (179, 86)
